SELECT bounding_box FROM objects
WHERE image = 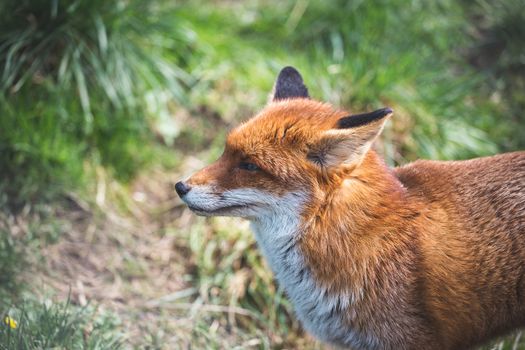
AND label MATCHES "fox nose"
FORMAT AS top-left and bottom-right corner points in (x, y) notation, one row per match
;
(175, 181), (191, 197)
